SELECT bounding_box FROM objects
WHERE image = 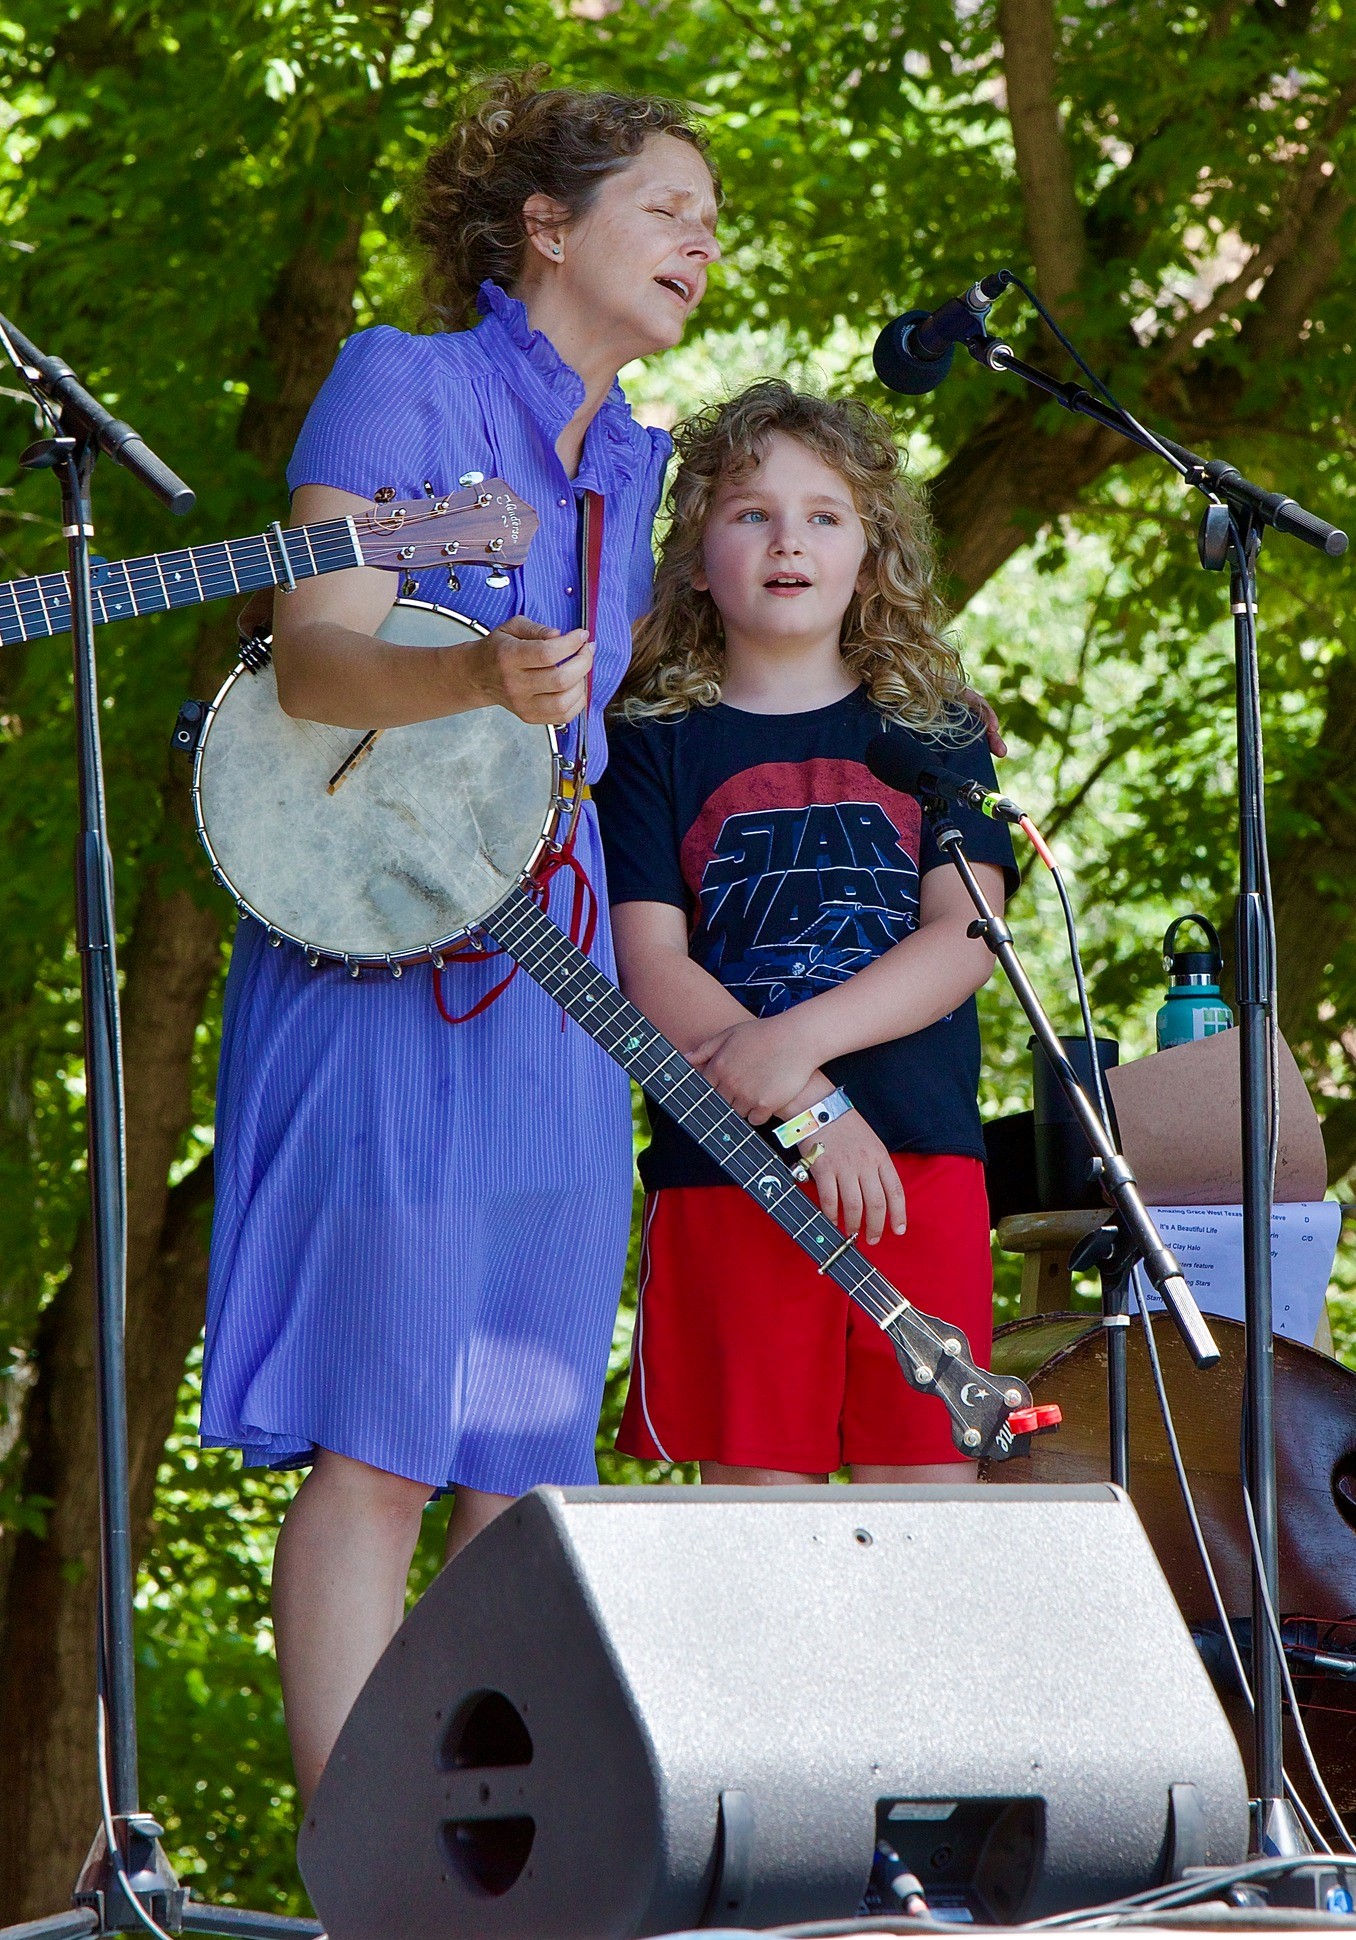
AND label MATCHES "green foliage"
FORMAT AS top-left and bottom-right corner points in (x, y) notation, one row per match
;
(3, 0), (1356, 1912)
(138, 1358), (302, 1911)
